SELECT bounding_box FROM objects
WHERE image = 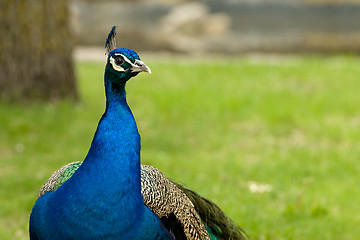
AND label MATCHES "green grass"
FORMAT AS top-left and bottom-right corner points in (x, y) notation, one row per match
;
(1, 55), (360, 239)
